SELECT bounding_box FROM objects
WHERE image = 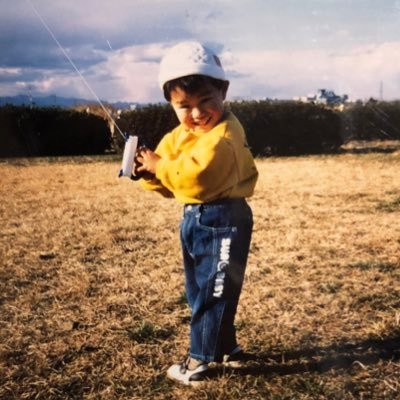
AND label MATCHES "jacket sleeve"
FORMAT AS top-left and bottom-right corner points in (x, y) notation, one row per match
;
(139, 133), (175, 198)
(155, 134), (238, 202)
(139, 175), (174, 198)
